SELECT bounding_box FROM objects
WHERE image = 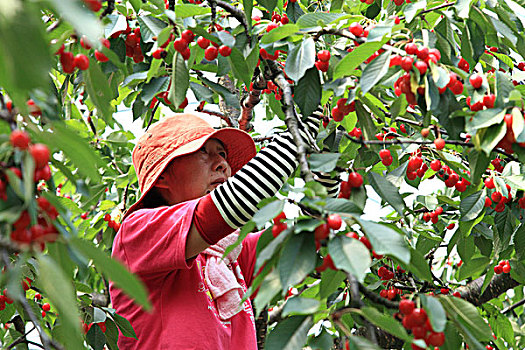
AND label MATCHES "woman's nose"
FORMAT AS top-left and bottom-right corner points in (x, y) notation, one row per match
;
(213, 155), (230, 175)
